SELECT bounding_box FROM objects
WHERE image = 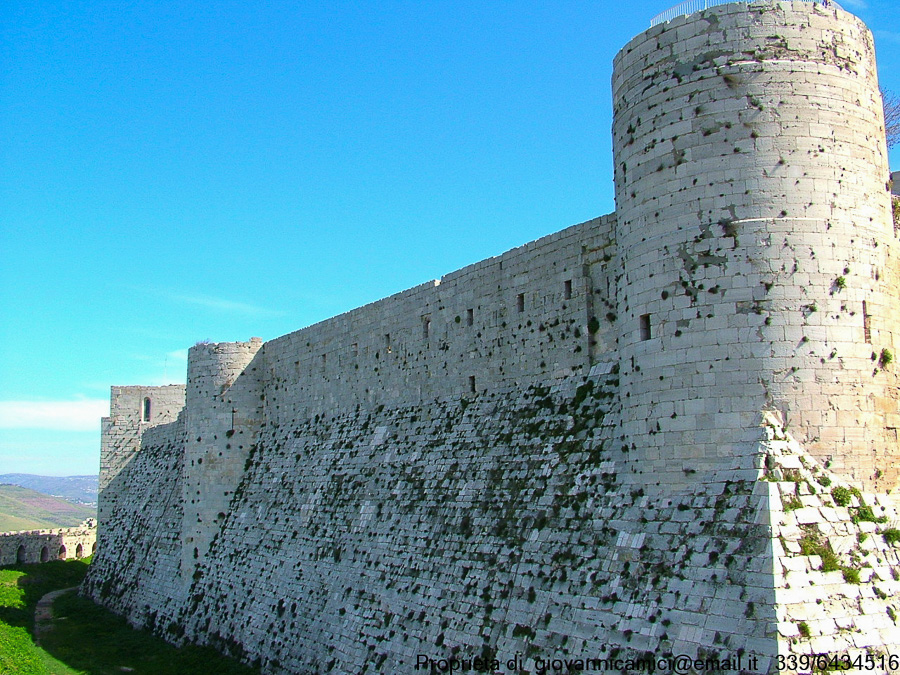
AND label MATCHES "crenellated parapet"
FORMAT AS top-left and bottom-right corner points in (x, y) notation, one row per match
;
(0, 520), (97, 566)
